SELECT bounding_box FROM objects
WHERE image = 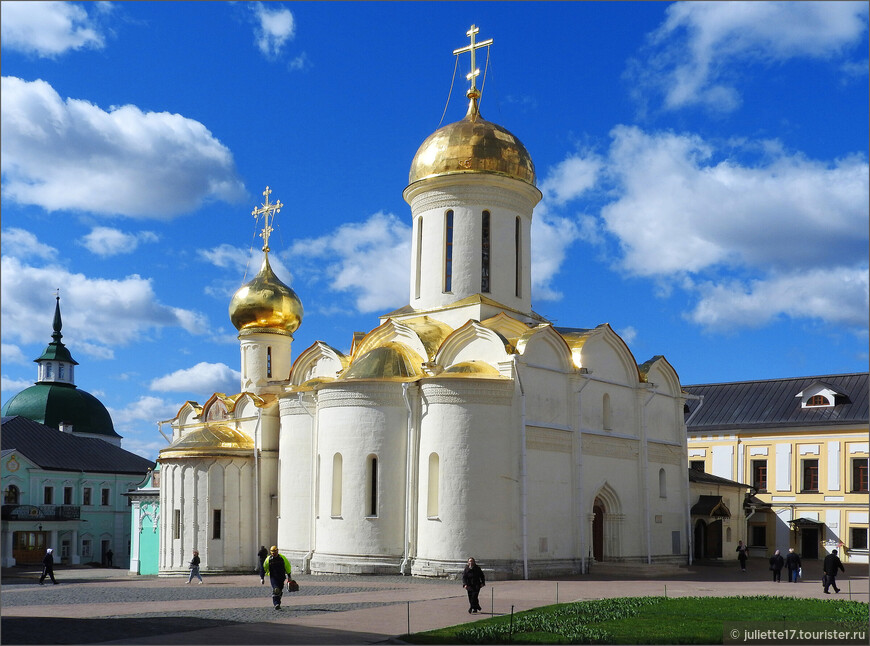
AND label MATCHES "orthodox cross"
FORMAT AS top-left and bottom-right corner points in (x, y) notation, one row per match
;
(452, 24), (493, 94)
(252, 186), (282, 253)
